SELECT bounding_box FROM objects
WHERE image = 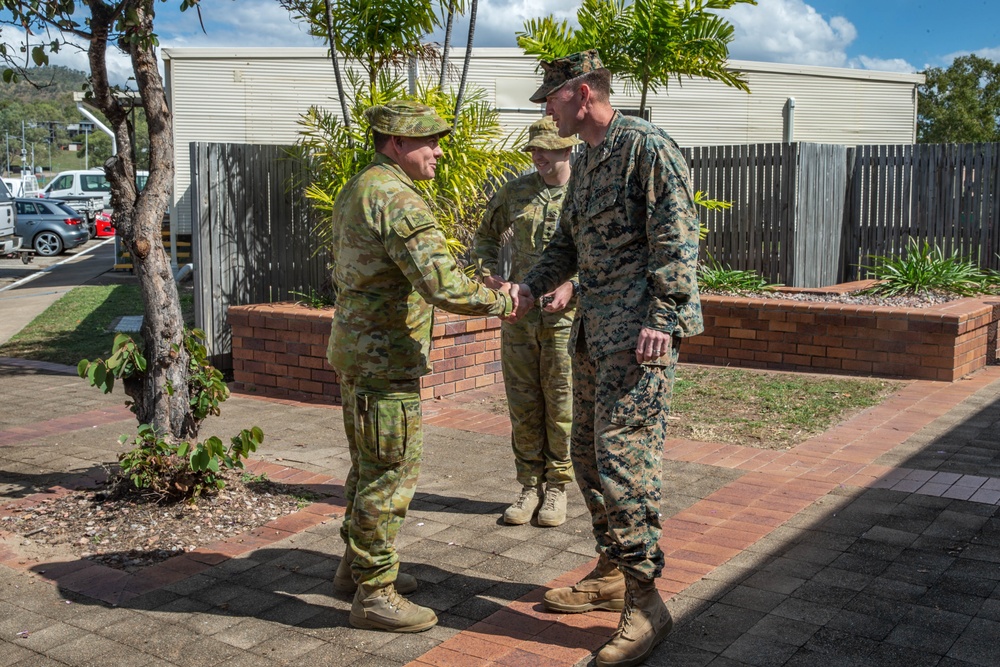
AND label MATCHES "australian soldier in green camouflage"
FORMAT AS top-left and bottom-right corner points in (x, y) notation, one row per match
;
(473, 117), (581, 527)
(326, 100), (514, 633)
(516, 50), (704, 667)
